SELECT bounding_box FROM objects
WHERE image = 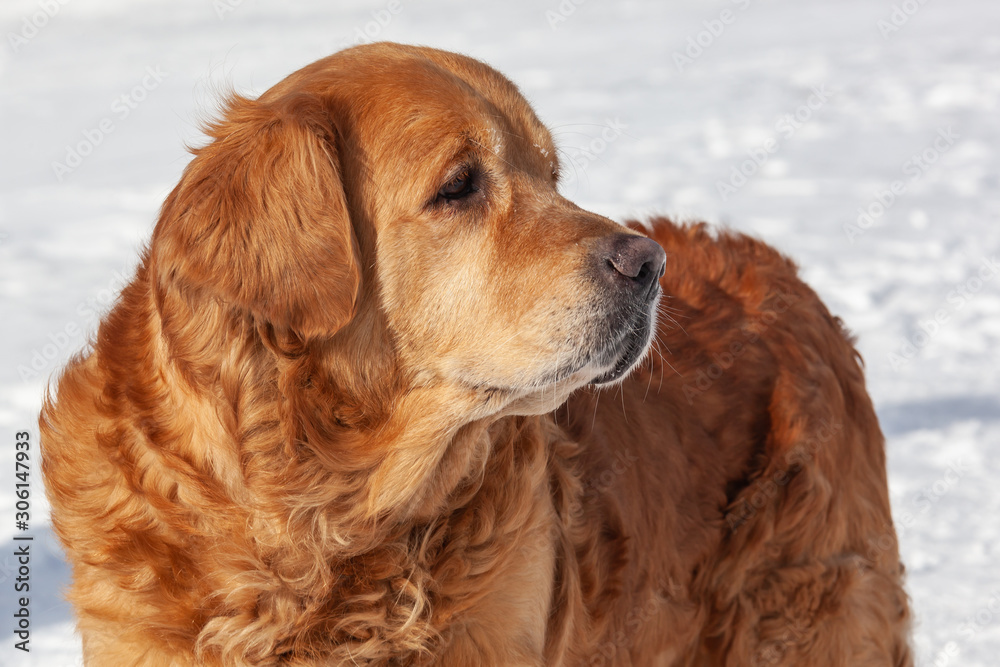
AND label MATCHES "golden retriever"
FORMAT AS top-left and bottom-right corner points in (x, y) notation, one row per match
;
(41, 42), (911, 666)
